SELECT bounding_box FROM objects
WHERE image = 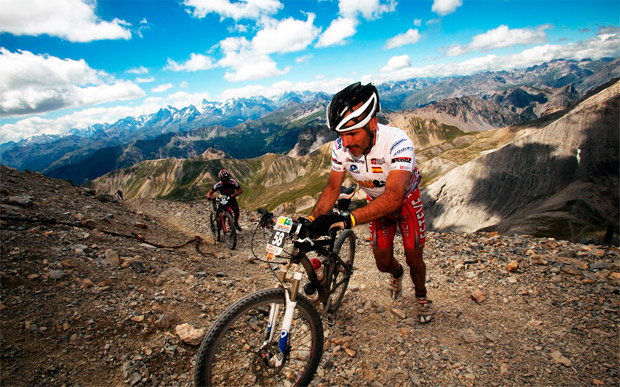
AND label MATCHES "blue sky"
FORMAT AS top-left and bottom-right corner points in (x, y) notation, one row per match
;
(1, 0), (618, 144)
